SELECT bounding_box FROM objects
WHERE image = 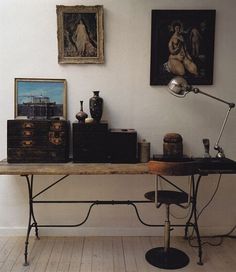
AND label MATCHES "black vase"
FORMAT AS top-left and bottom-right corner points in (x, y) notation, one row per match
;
(76, 101), (88, 123)
(89, 91), (103, 122)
